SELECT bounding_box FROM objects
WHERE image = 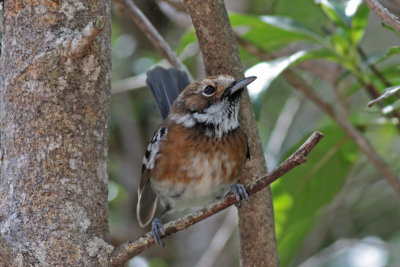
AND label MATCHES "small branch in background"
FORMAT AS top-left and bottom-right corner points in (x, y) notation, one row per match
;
(115, 0), (193, 81)
(70, 16), (105, 58)
(109, 131), (324, 266)
(111, 73), (147, 95)
(156, 0), (192, 27)
(266, 91), (305, 168)
(156, 0), (187, 13)
(282, 70), (400, 196)
(357, 46), (392, 88)
(363, 0), (400, 33)
(111, 44), (199, 94)
(368, 85), (400, 107)
(193, 208), (237, 267)
(237, 36), (400, 196)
